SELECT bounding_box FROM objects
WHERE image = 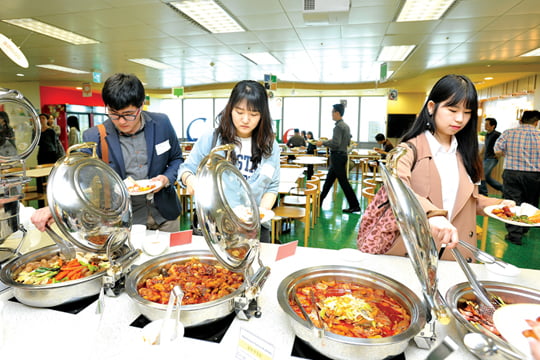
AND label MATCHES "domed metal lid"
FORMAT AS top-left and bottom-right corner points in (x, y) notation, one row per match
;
(195, 144), (260, 273)
(0, 88), (41, 162)
(47, 143), (132, 253)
